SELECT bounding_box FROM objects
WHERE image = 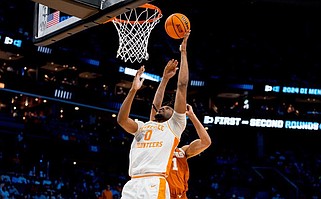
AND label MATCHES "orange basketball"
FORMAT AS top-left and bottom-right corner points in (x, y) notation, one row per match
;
(164, 13), (190, 39)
